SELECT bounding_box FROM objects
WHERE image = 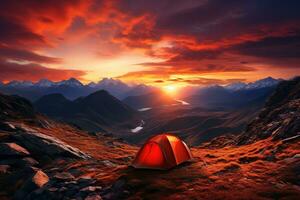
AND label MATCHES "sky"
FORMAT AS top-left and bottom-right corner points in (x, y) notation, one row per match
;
(0, 0), (300, 86)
